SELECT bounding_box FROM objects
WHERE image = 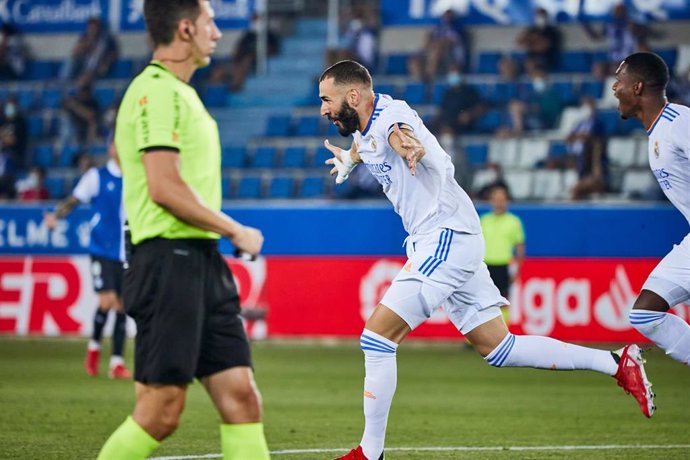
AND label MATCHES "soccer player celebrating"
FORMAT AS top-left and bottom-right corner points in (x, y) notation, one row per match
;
(613, 52), (690, 367)
(45, 139), (132, 380)
(97, 1), (269, 459)
(319, 60), (654, 460)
